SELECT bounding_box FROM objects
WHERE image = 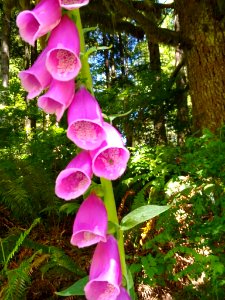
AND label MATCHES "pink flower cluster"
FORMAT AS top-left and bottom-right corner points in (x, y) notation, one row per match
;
(17, 1), (130, 299)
